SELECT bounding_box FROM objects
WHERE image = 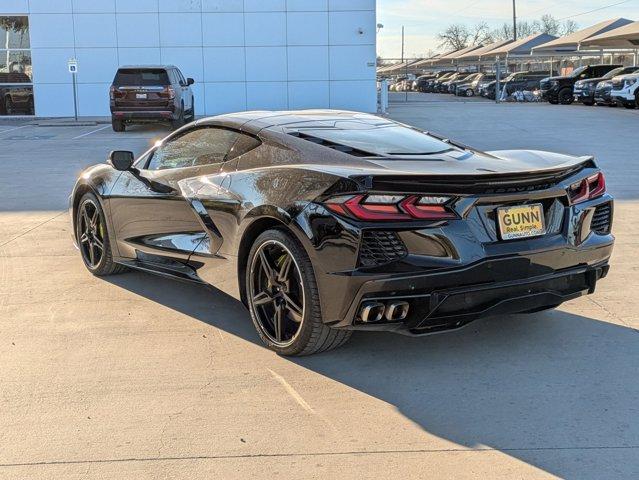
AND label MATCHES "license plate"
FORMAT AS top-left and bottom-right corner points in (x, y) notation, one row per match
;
(497, 204), (546, 240)
(136, 93), (147, 99)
